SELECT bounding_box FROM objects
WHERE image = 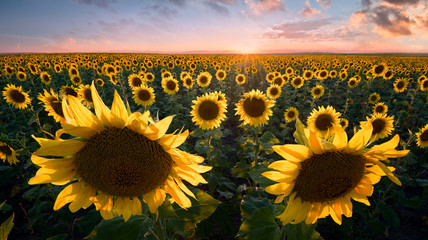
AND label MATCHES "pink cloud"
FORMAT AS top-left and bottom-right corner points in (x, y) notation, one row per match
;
(316, 0), (332, 9)
(299, 1), (321, 18)
(244, 0), (285, 15)
(349, 10), (368, 30)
